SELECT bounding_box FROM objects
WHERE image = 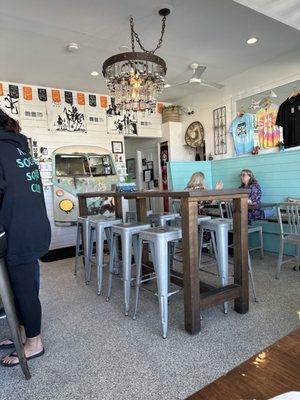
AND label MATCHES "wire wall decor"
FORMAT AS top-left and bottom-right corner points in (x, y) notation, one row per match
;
(213, 106), (227, 155)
